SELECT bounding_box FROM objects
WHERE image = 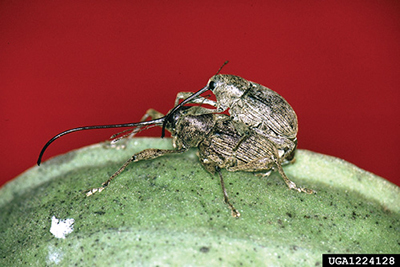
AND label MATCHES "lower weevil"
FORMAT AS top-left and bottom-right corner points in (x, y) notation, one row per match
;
(38, 102), (314, 217)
